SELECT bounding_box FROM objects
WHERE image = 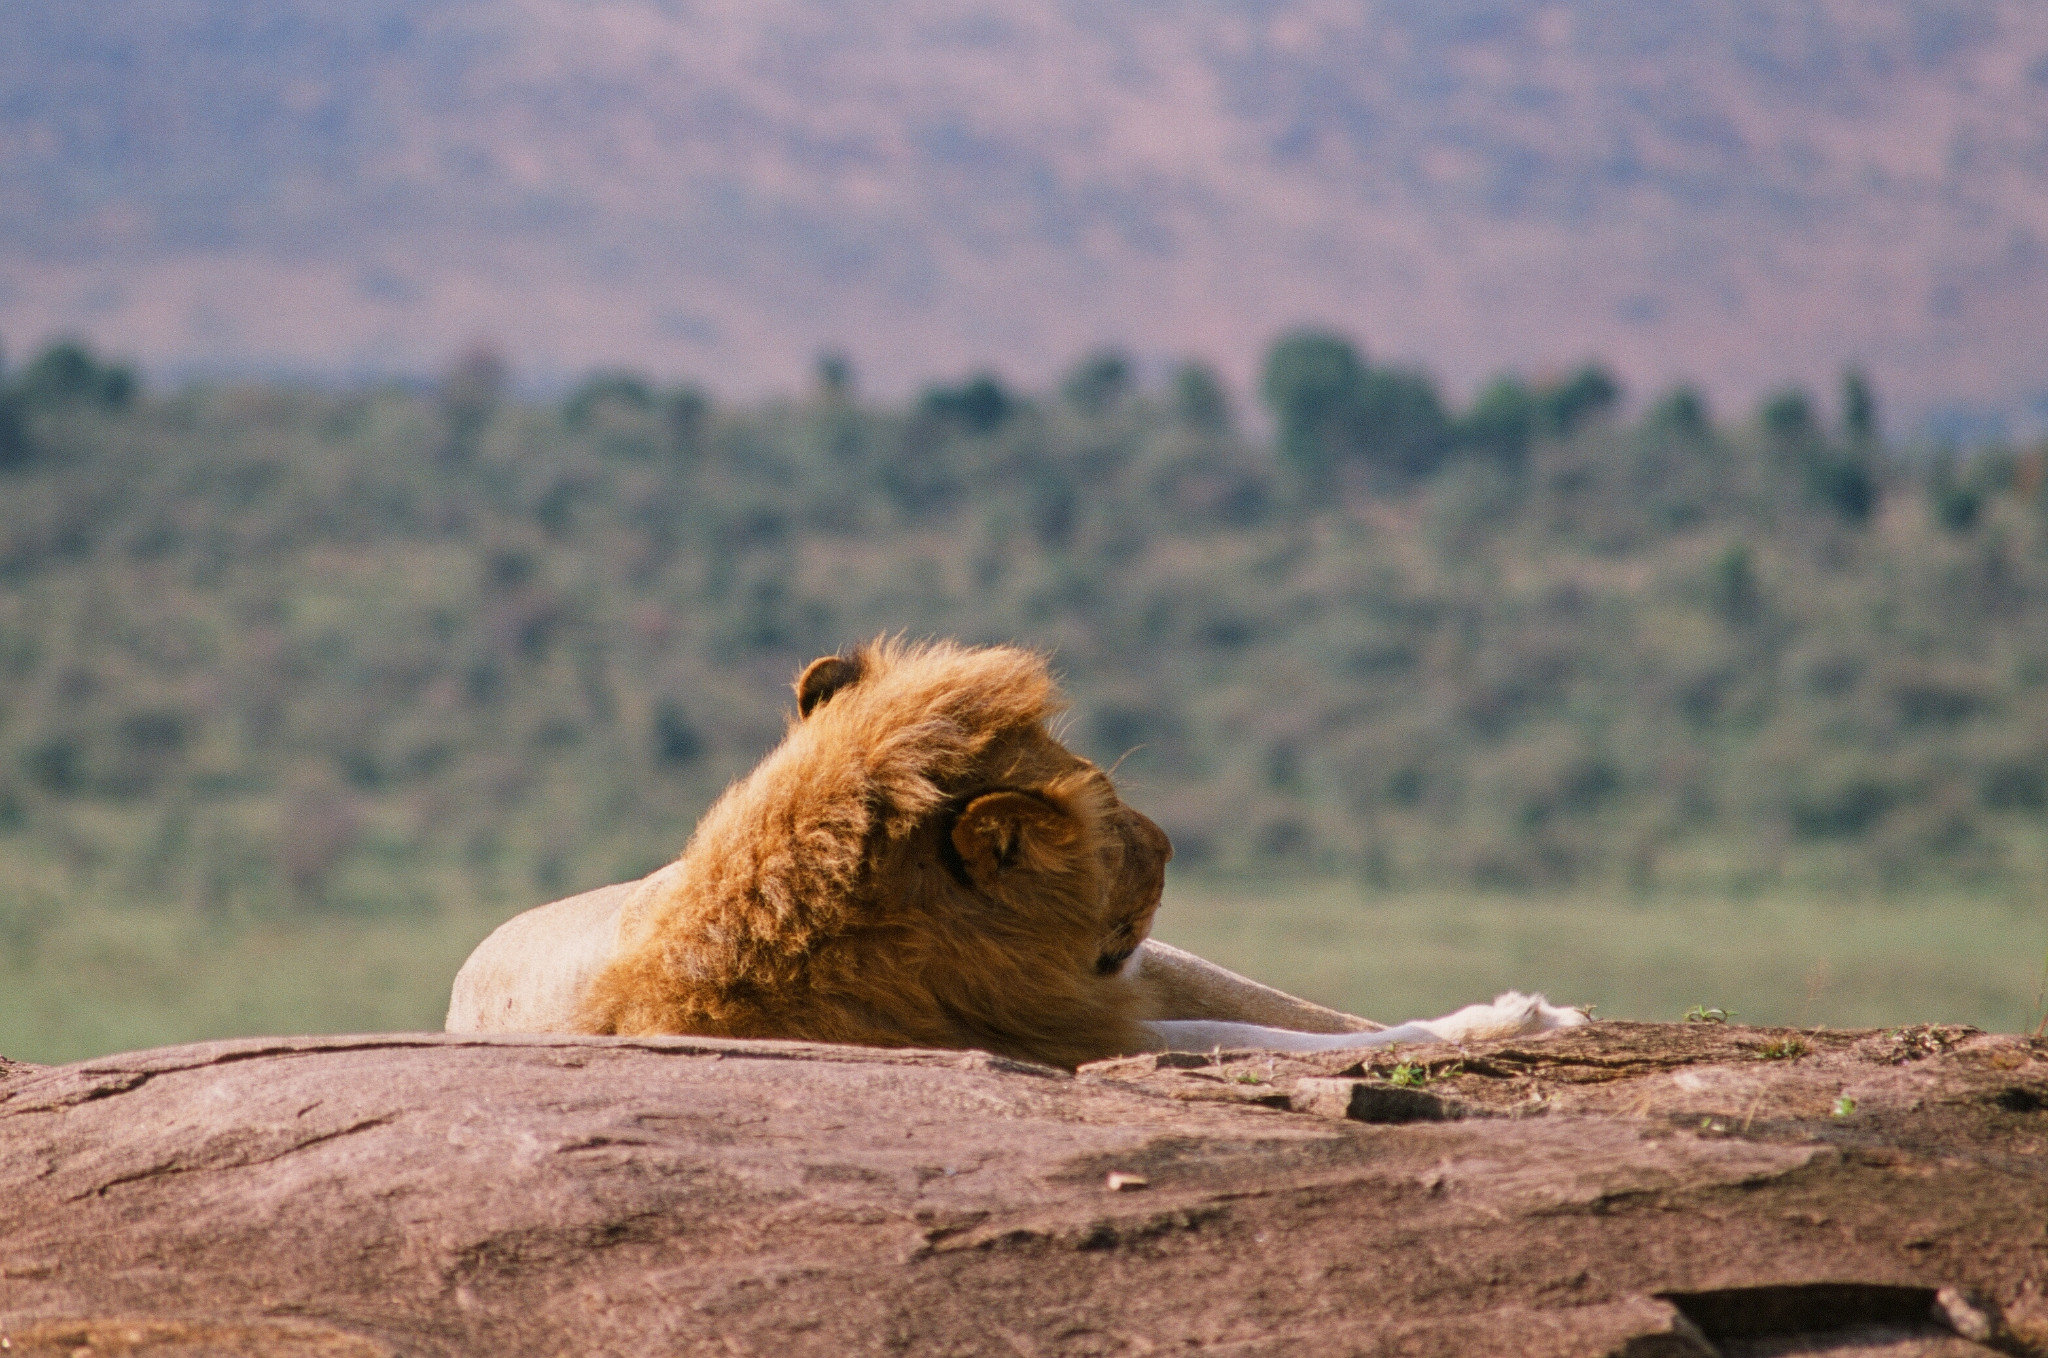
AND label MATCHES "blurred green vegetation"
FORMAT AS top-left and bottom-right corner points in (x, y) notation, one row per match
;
(3, 333), (2048, 1059)
(1156, 881), (2048, 1039)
